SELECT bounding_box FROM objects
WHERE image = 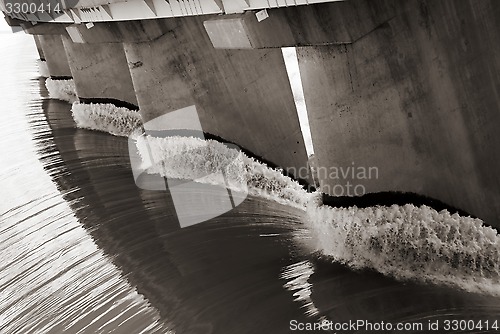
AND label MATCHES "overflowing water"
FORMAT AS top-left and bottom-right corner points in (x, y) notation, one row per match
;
(36, 59), (49, 78)
(2, 32), (500, 334)
(135, 135), (309, 209)
(45, 78), (77, 103)
(305, 202), (500, 296)
(71, 102), (142, 138)
(133, 131), (500, 296)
